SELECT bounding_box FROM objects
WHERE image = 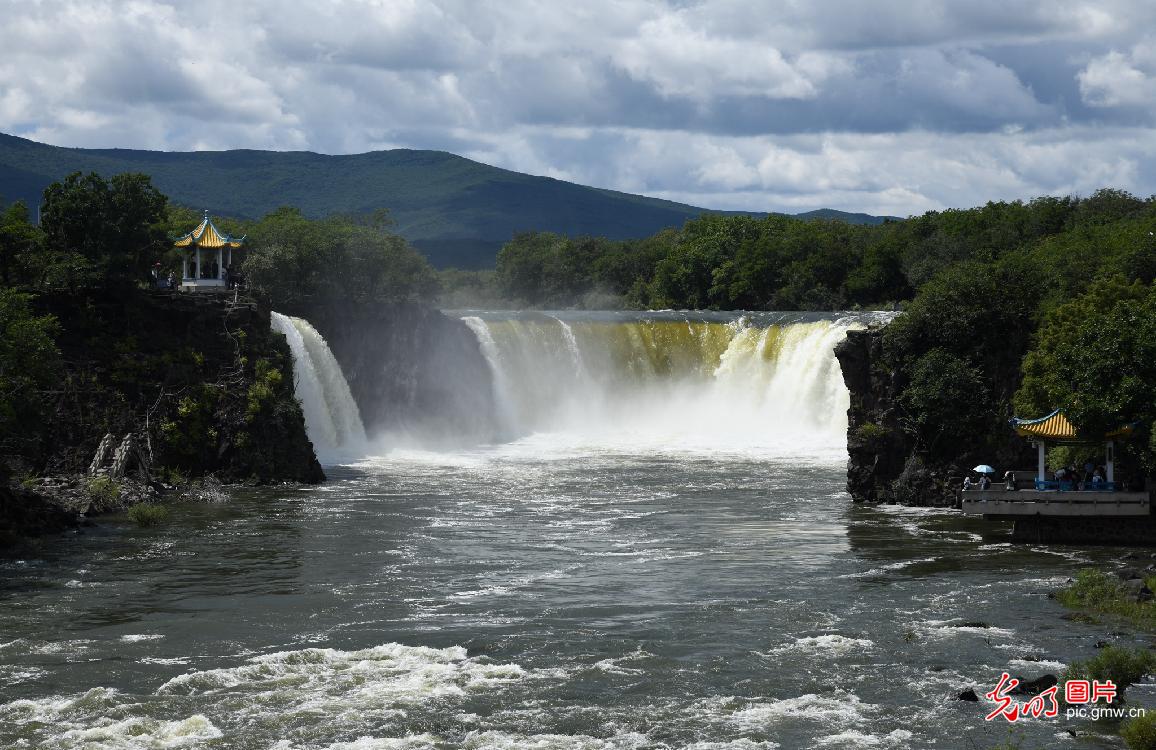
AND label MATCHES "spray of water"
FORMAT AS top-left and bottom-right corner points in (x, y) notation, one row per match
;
(455, 314), (871, 458)
(271, 312), (367, 463)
